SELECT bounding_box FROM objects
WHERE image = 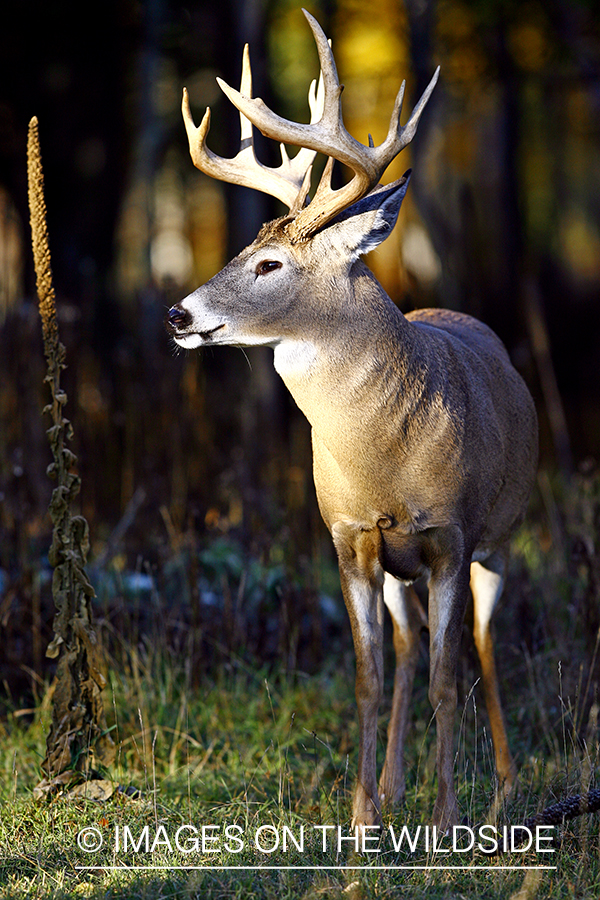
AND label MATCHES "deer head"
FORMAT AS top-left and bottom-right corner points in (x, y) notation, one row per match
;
(167, 9), (438, 352)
